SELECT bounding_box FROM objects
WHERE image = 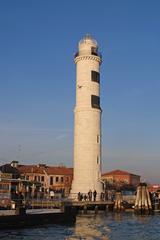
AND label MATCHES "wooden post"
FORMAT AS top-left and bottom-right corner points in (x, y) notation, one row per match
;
(105, 204), (108, 212)
(114, 191), (123, 211)
(95, 205), (98, 214)
(134, 183), (152, 214)
(83, 205), (87, 214)
(146, 188), (152, 210)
